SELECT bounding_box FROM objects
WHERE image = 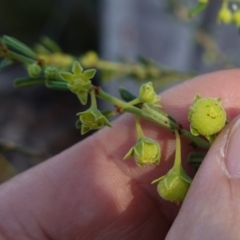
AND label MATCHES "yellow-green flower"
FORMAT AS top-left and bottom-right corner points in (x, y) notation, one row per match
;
(77, 108), (111, 134)
(60, 62), (96, 104)
(217, 5), (232, 24)
(124, 137), (161, 166)
(152, 166), (191, 204)
(232, 10), (240, 28)
(152, 130), (191, 204)
(44, 67), (59, 80)
(138, 82), (161, 107)
(80, 51), (99, 67)
(188, 95), (227, 137)
(28, 63), (41, 78)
